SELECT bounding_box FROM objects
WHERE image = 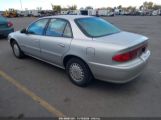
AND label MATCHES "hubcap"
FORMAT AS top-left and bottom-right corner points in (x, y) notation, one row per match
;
(13, 44), (20, 57)
(69, 63), (84, 81)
